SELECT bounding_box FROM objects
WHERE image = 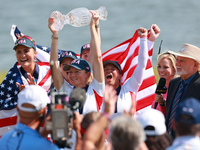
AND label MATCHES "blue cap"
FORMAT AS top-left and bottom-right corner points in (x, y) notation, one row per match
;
(80, 43), (90, 55)
(175, 97), (200, 124)
(63, 59), (91, 72)
(13, 35), (36, 50)
(58, 51), (77, 62)
(103, 60), (122, 74)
